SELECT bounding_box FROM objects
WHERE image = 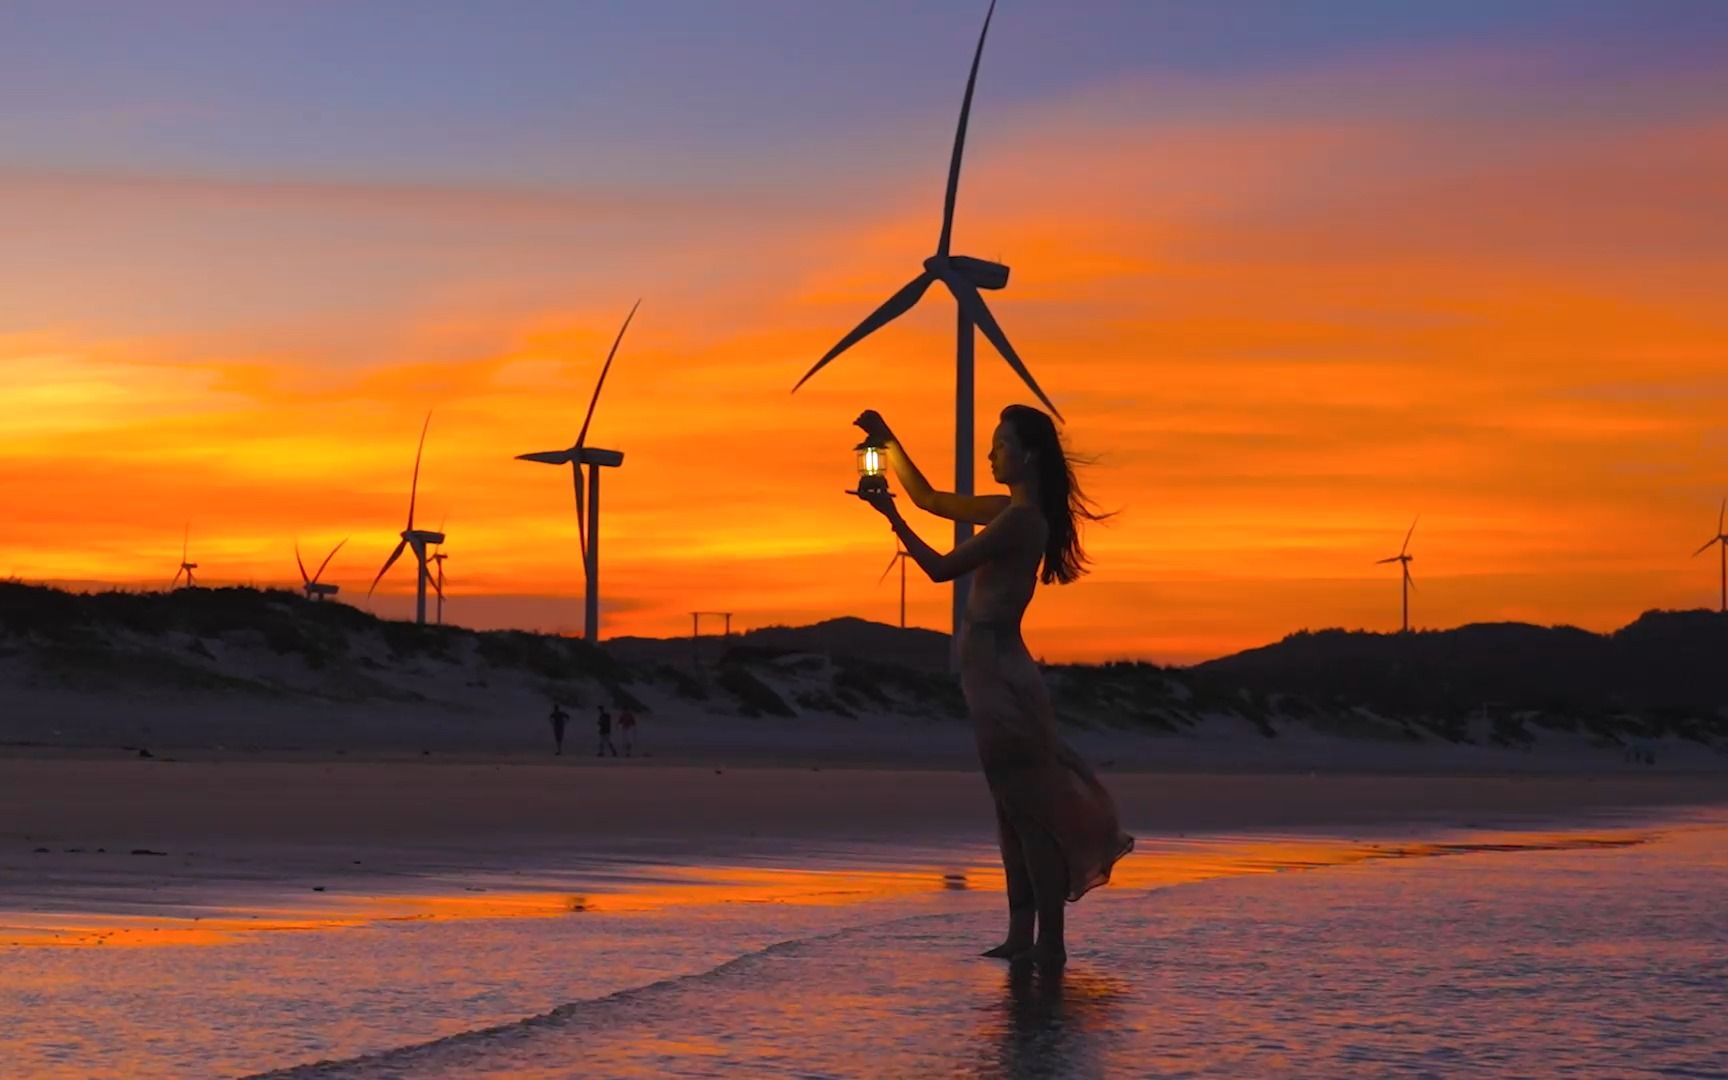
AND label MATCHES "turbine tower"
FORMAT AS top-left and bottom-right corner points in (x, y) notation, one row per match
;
(791, 0), (1061, 664)
(170, 525), (198, 589)
(296, 538), (347, 600)
(368, 413), (445, 625)
(517, 301), (640, 643)
(880, 546), (910, 629)
(1691, 497), (1727, 613)
(1375, 516), (1419, 633)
